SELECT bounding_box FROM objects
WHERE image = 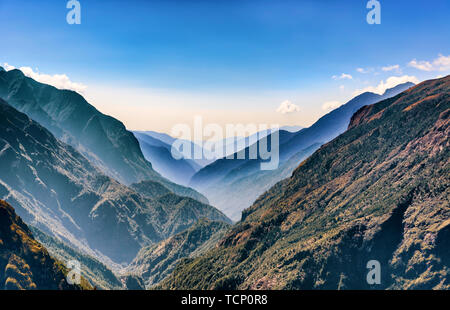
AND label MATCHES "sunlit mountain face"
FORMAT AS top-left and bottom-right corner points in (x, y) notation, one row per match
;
(0, 0), (449, 296)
